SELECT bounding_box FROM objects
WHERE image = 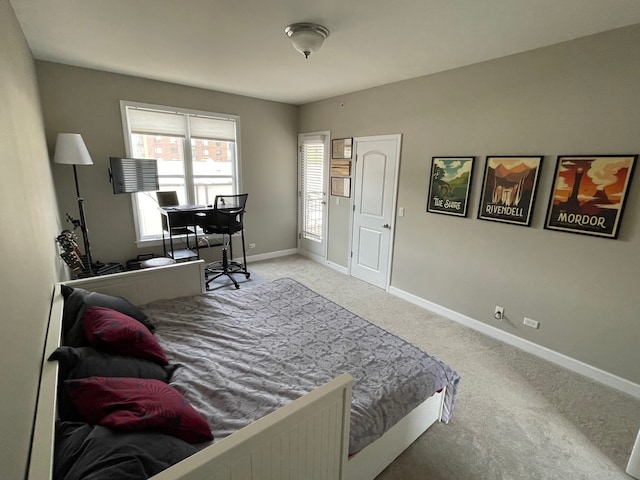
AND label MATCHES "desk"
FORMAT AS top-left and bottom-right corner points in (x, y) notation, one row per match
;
(160, 206), (212, 261)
